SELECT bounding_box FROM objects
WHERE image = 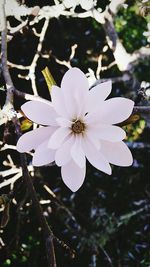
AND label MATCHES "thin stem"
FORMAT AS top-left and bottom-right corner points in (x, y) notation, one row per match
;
(98, 245), (114, 267)
(20, 153), (57, 267)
